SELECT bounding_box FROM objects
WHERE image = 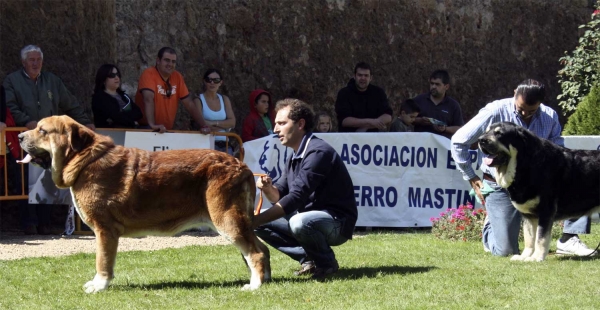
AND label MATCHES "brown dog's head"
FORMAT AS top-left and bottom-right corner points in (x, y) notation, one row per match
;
(18, 115), (96, 187)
